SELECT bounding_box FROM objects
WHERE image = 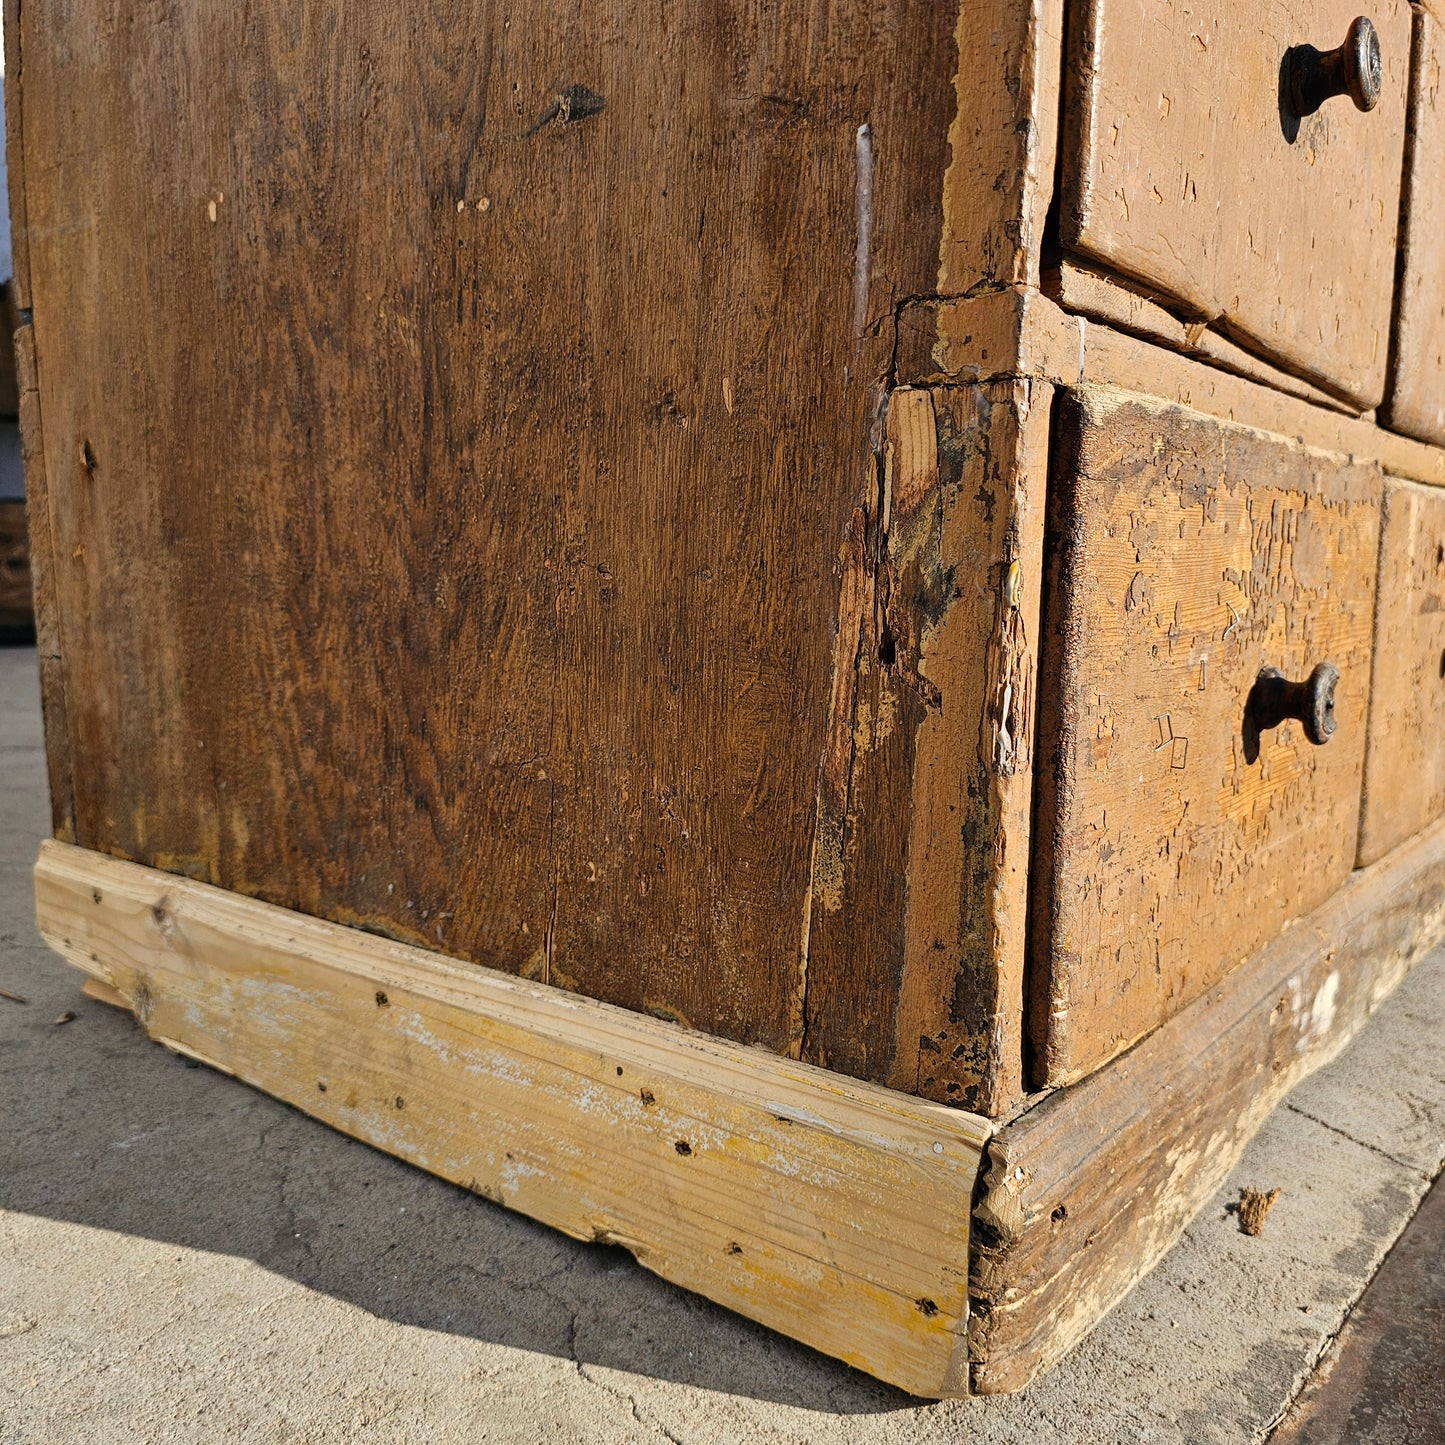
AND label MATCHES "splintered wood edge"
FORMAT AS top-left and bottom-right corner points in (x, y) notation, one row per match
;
(33, 839), (990, 1400)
